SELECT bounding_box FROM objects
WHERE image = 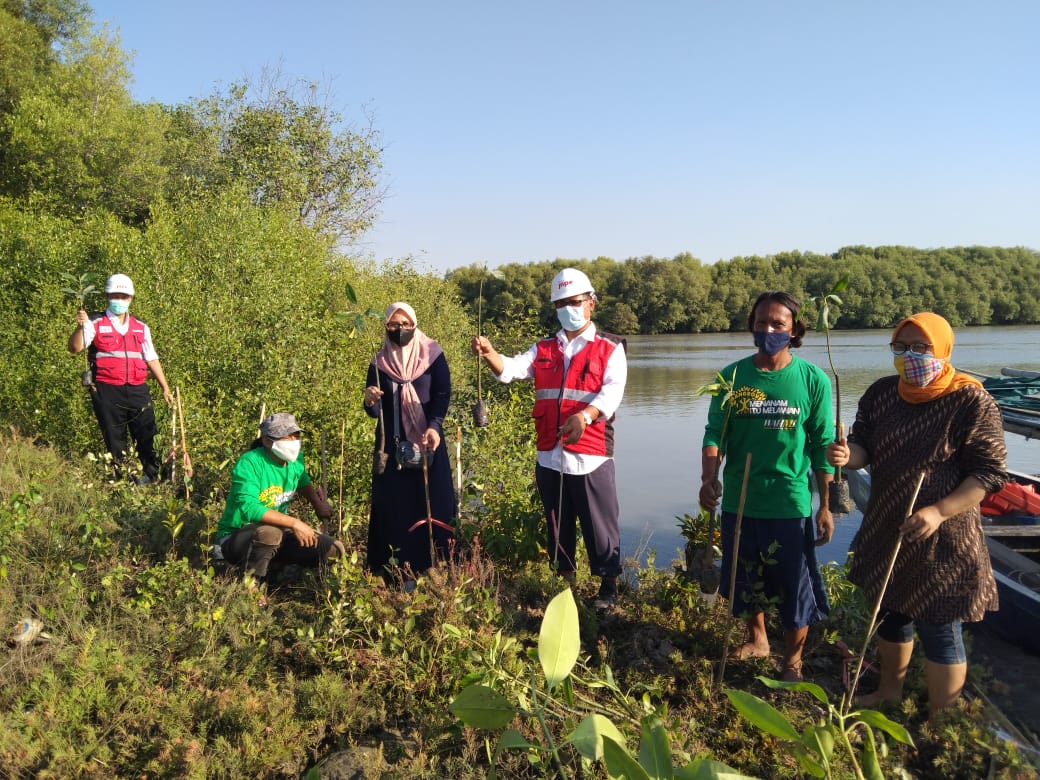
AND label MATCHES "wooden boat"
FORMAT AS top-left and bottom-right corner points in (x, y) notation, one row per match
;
(980, 468), (1040, 655)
